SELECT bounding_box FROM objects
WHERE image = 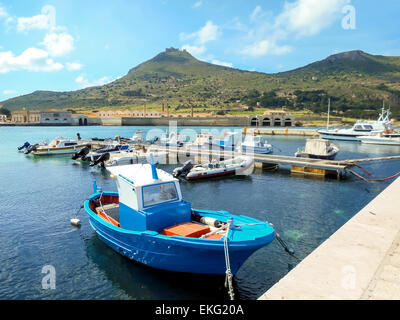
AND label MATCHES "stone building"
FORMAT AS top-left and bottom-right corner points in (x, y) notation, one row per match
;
(97, 110), (167, 118)
(11, 110), (41, 123)
(40, 111), (72, 125)
(249, 111), (294, 127)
